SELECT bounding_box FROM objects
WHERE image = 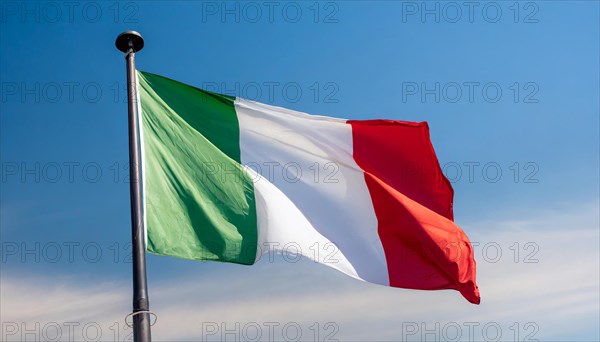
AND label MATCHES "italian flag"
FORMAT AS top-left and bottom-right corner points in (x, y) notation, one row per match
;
(136, 71), (480, 304)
